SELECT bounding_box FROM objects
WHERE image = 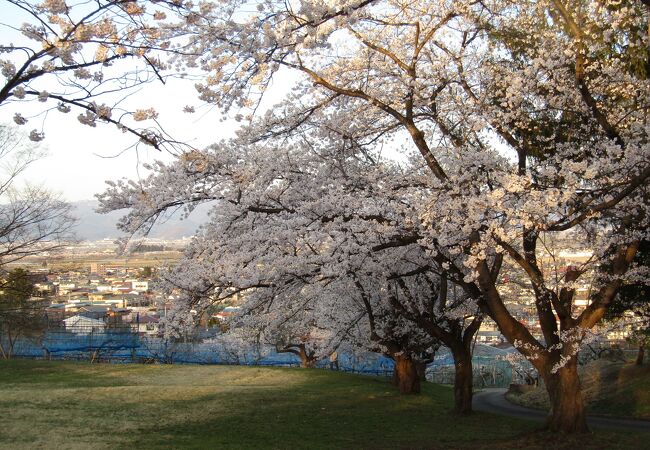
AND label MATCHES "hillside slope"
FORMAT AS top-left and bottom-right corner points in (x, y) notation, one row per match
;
(507, 361), (650, 420)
